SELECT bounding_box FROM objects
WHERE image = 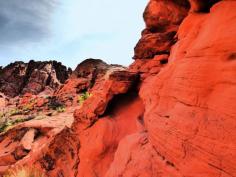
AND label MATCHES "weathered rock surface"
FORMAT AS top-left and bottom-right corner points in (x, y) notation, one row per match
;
(55, 59), (126, 106)
(73, 69), (138, 129)
(1, 0), (236, 177)
(133, 0), (190, 59)
(0, 107), (75, 175)
(77, 93), (144, 177)
(55, 59), (110, 106)
(136, 1), (236, 177)
(92, 1), (236, 177)
(0, 60), (71, 97)
(130, 54), (169, 80)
